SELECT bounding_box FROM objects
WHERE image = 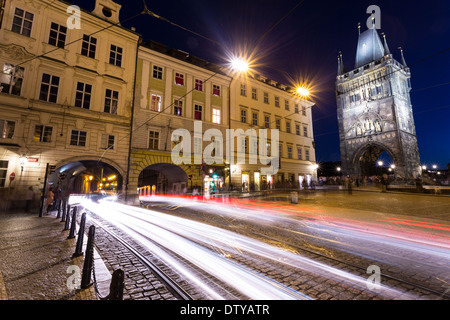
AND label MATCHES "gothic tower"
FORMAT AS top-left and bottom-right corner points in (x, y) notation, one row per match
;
(336, 21), (421, 179)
